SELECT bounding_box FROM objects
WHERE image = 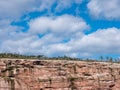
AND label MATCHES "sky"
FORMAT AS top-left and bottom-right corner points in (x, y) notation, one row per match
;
(0, 0), (120, 59)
